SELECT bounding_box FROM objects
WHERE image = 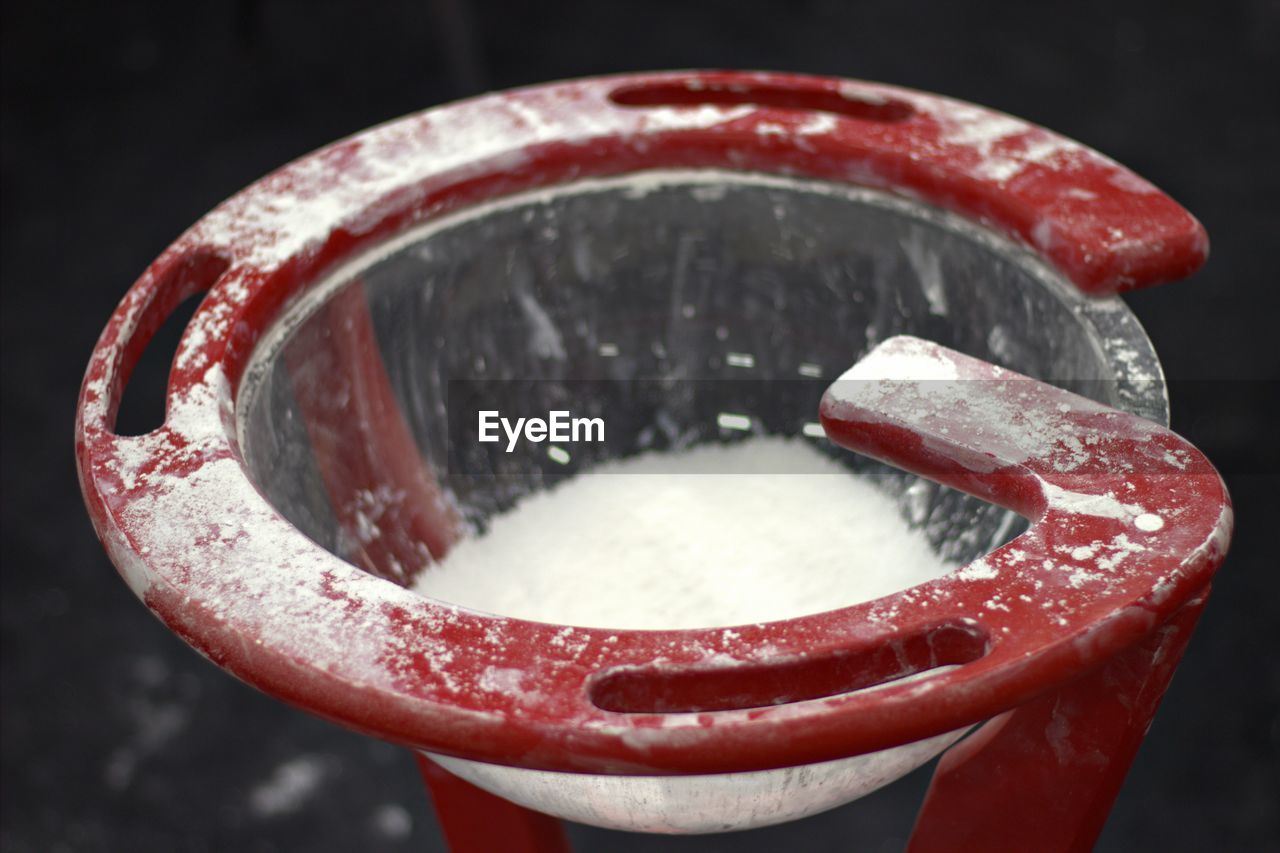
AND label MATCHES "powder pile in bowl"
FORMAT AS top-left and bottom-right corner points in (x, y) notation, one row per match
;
(412, 437), (953, 629)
